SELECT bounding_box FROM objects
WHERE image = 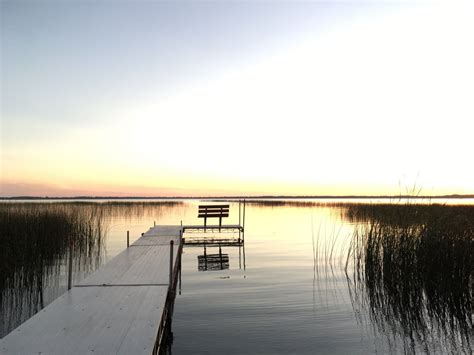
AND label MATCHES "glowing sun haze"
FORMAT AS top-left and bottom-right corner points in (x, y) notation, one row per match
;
(1, 1), (473, 197)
